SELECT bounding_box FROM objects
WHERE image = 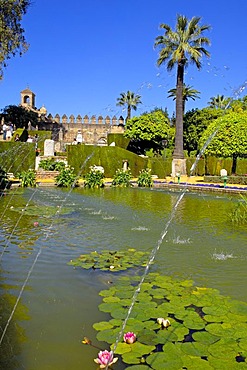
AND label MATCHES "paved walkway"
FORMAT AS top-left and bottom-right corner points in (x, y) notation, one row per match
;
(32, 175), (247, 194)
